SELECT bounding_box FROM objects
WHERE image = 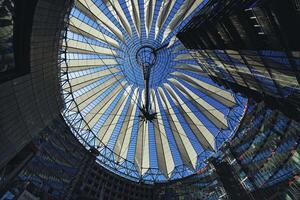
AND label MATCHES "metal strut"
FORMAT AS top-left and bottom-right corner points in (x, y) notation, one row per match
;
(137, 43), (169, 122)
